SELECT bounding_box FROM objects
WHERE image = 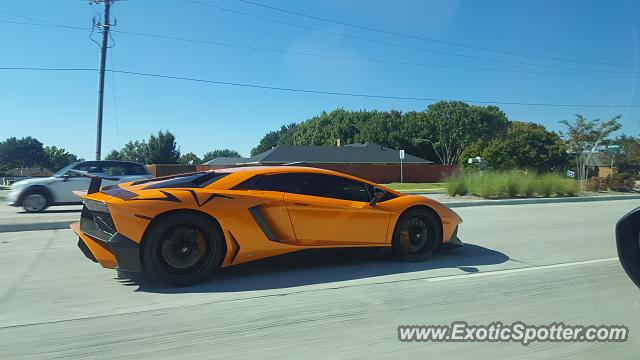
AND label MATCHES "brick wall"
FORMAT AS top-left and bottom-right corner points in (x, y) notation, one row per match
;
(146, 164), (197, 177)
